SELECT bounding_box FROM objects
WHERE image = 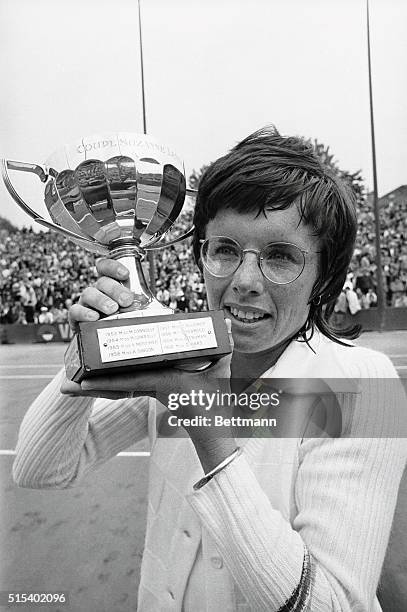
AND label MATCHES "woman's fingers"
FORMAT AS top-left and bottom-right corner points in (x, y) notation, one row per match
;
(61, 377), (135, 400)
(79, 285), (119, 313)
(80, 369), (181, 407)
(96, 258), (129, 281)
(94, 276), (133, 308)
(68, 285), (118, 332)
(68, 302), (100, 332)
(60, 379), (83, 395)
(68, 286), (117, 332)
(80, 370), (168, 394)
(67, 259), (133, 331)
